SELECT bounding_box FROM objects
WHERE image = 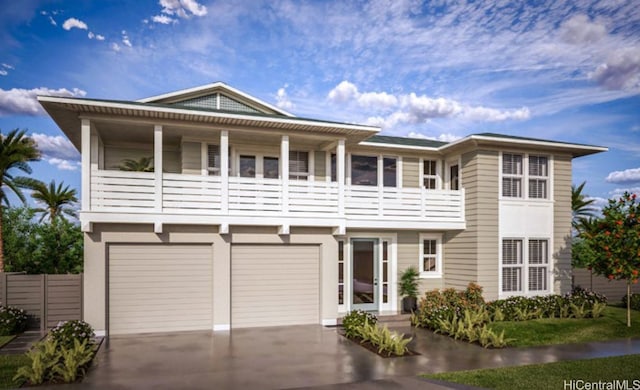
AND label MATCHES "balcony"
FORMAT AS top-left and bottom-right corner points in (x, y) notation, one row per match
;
(83, 169), (465, 233)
